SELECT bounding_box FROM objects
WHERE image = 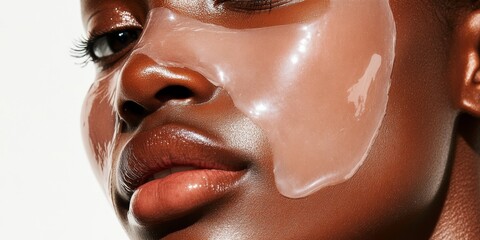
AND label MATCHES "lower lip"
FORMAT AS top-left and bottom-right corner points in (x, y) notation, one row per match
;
(129, 169), (244, 225)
